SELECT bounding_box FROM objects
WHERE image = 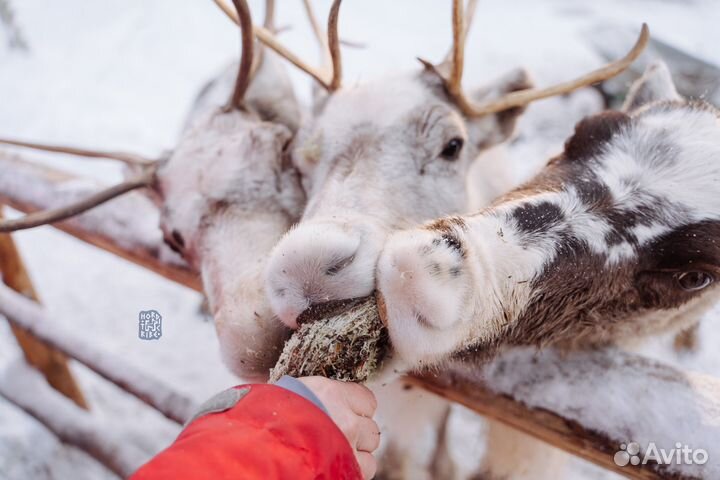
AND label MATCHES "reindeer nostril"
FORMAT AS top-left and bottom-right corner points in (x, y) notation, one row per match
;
(325, 254), (356, 276)
(171, 230), (185, 248)
(163, 230), (184, 254)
